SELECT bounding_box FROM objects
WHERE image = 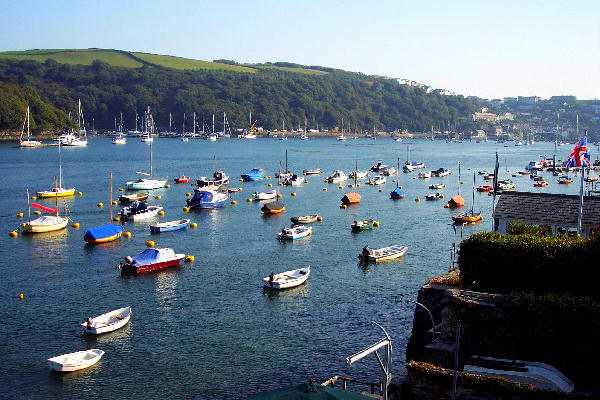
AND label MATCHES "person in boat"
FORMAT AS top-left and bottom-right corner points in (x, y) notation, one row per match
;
(86, 317), (93, 329)
(361, 245), (371, 259)
(269, 272), (274, 286)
